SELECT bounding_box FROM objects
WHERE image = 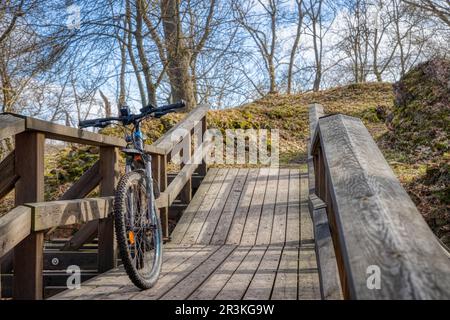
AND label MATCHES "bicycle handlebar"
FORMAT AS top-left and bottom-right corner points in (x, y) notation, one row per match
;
(79, 100), (186, 129)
